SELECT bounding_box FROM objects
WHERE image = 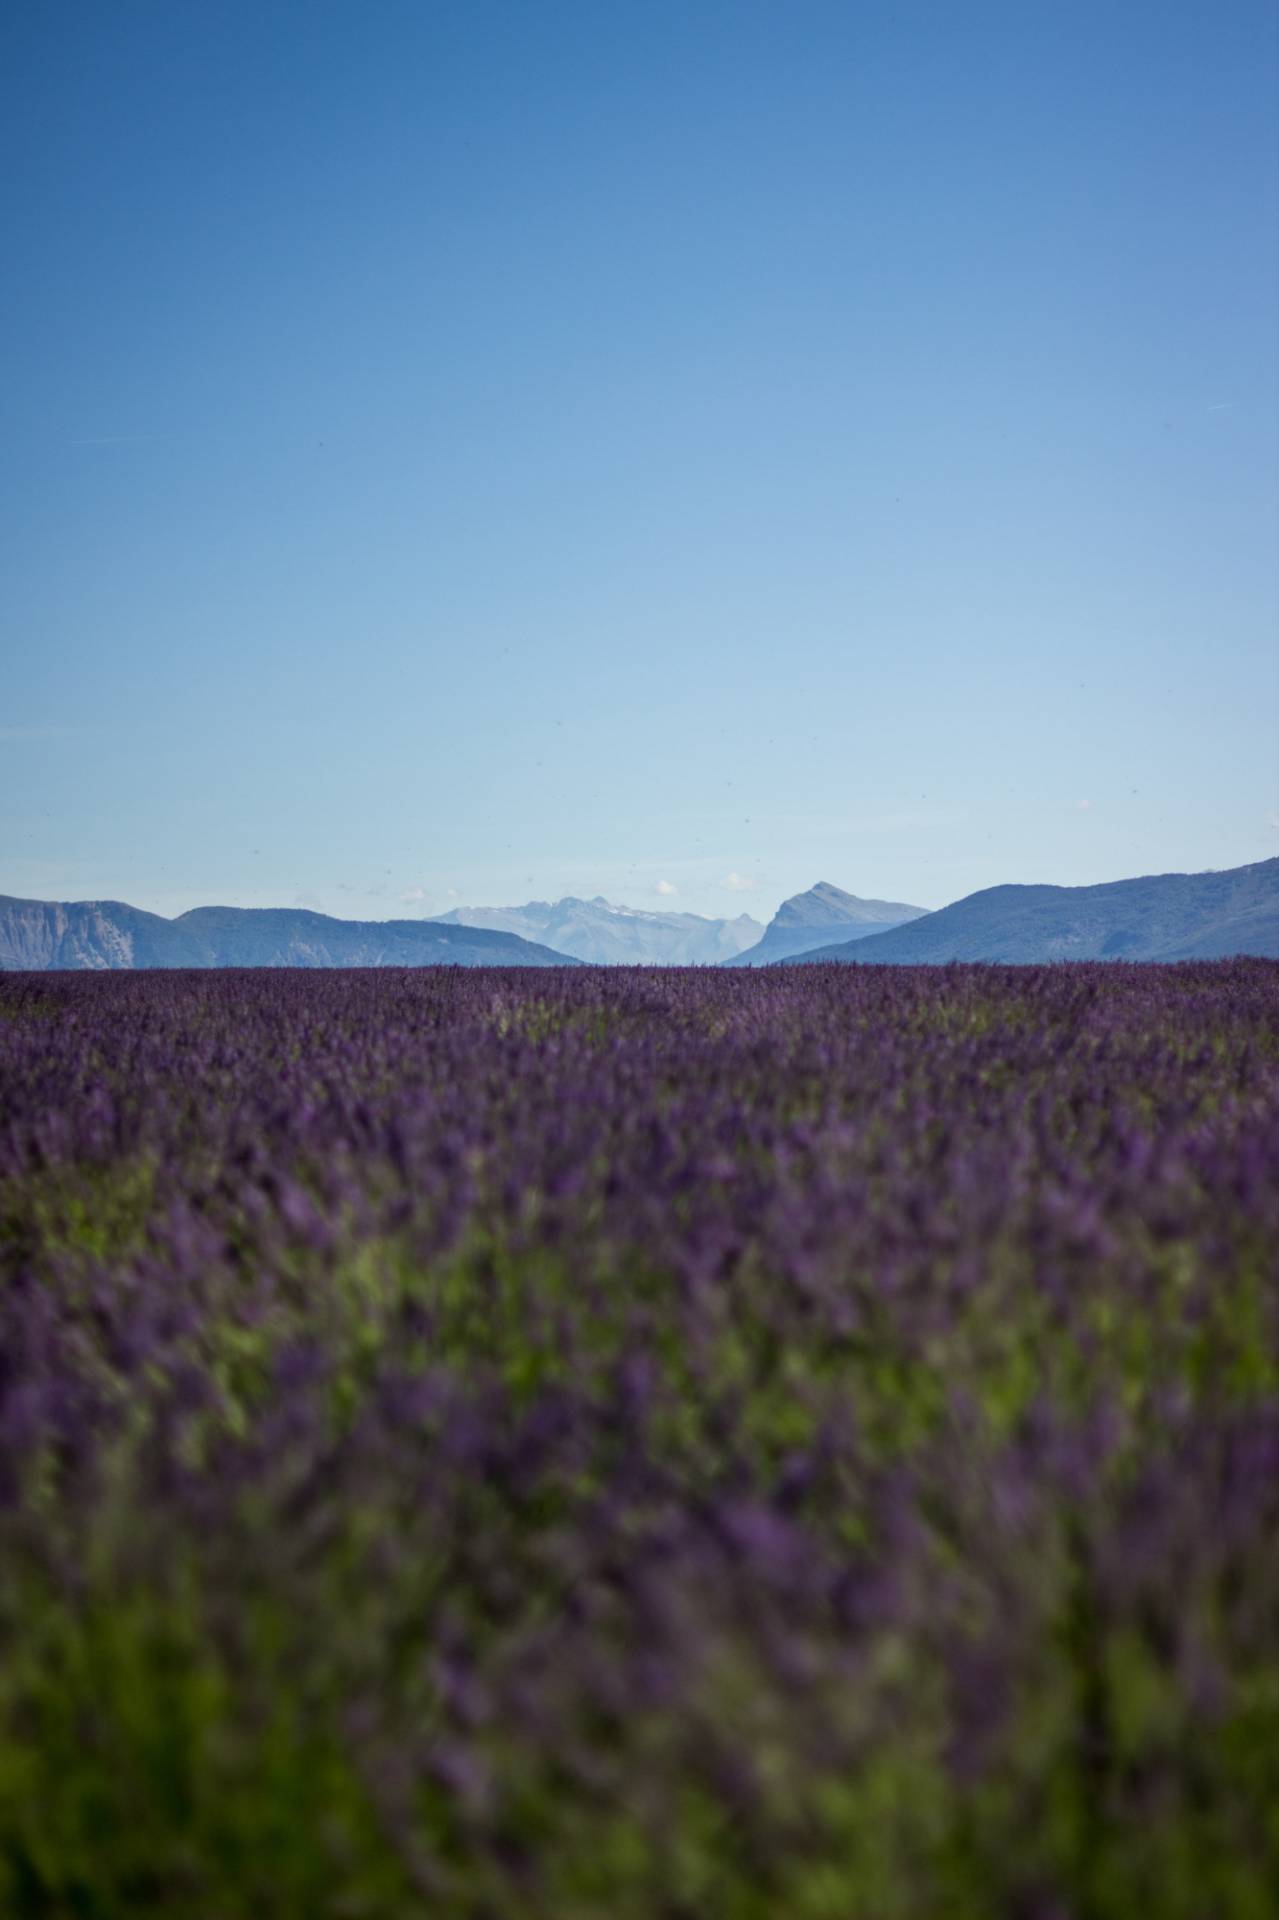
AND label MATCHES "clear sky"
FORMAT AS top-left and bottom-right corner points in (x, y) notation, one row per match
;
(2, 0), (1276, 924)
